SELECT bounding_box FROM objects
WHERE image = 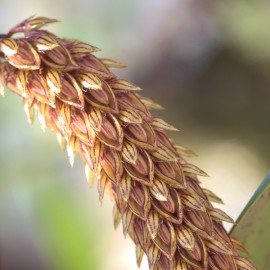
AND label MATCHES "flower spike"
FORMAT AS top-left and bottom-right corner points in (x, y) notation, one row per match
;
(0, 16), (256, 270)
